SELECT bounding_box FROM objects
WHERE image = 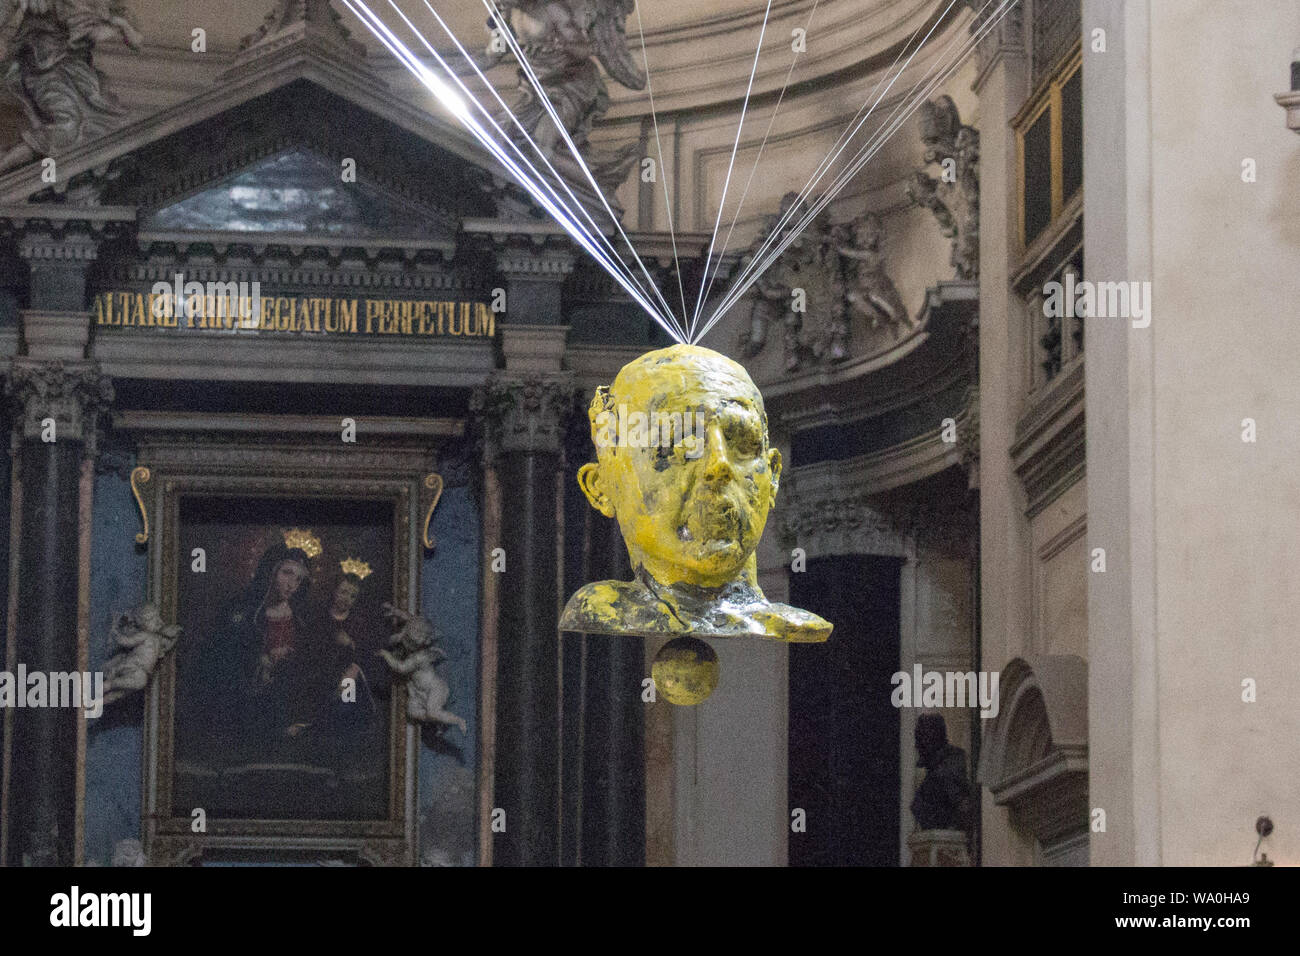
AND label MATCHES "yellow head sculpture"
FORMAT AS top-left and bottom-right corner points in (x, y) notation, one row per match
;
(560, 344), (832, 658)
